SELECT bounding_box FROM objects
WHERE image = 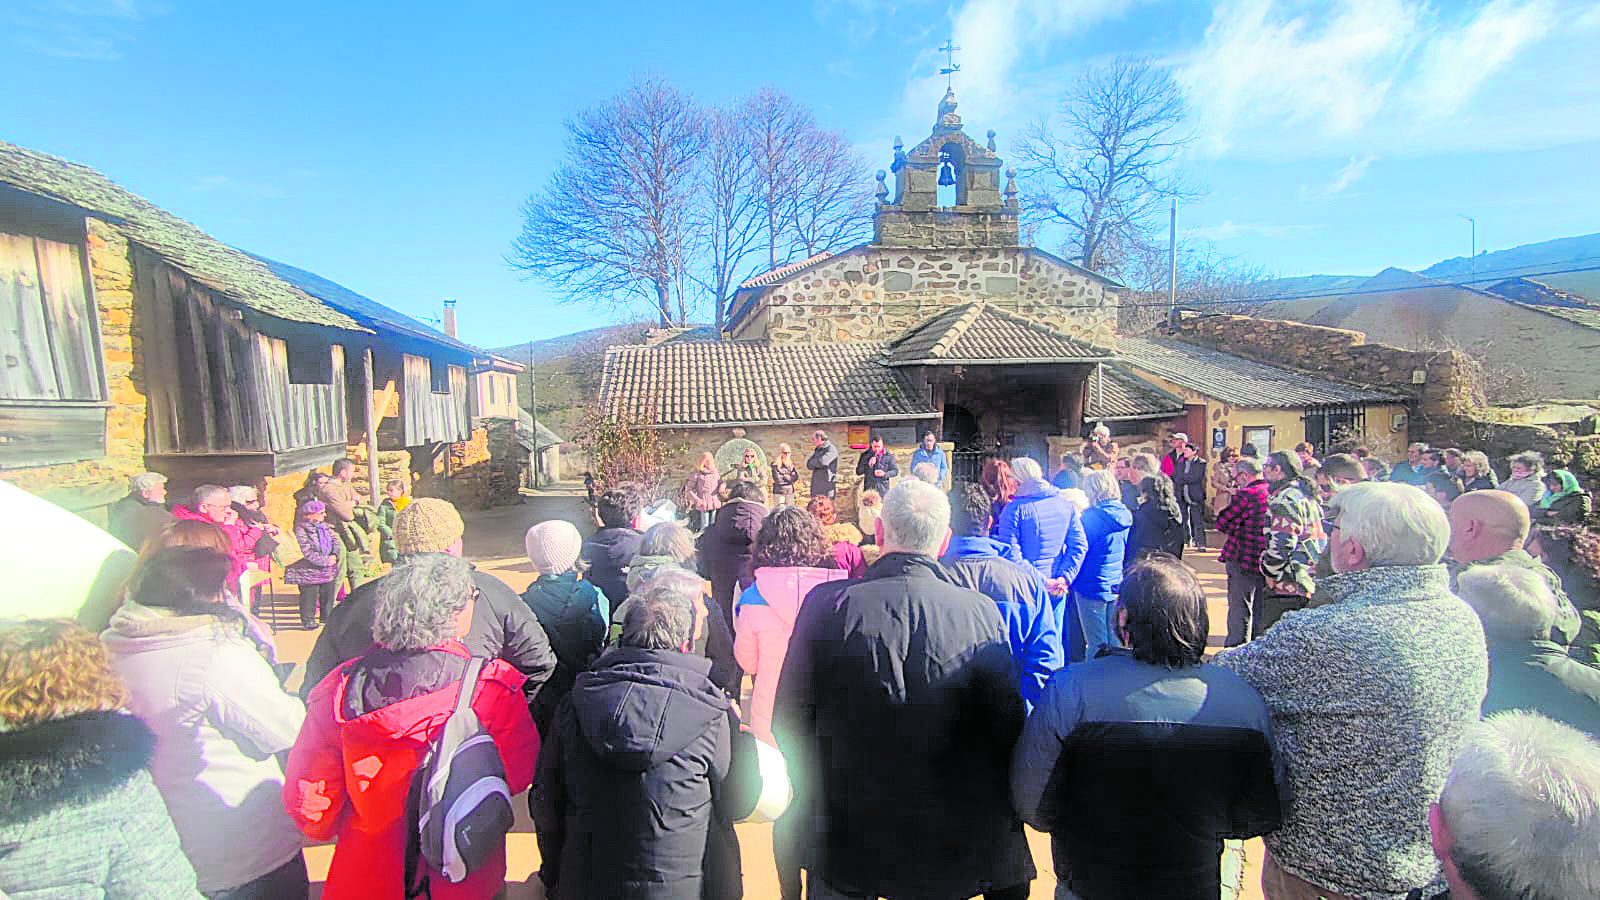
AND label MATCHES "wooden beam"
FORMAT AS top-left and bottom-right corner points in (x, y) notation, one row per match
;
(363, 347), (379, 503)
